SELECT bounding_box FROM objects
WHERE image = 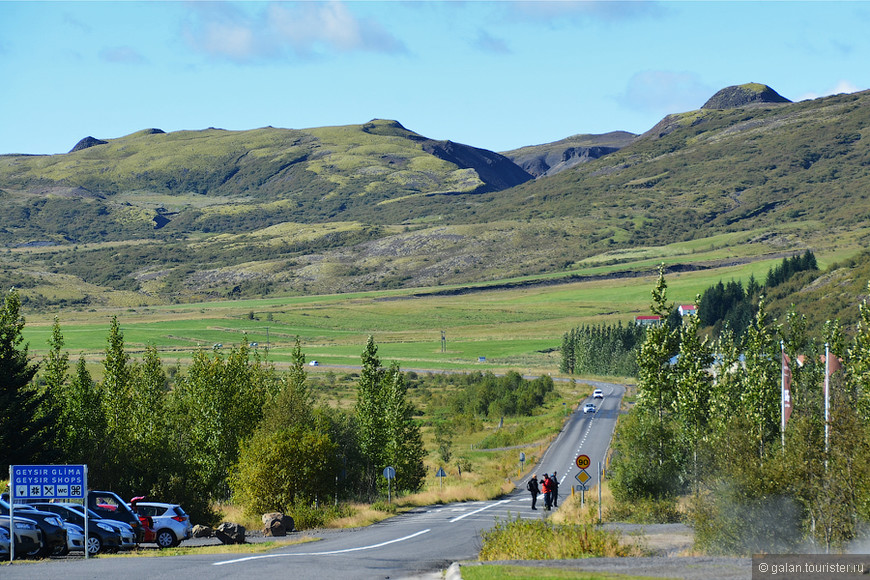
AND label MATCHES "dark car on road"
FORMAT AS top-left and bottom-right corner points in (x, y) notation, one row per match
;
(0, 498), (66, 558)
(29, 502), (123, 555)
